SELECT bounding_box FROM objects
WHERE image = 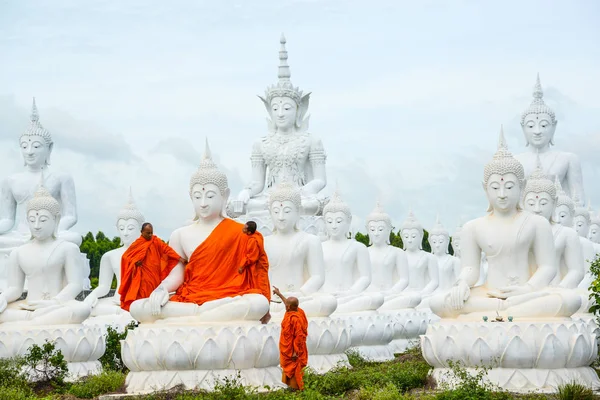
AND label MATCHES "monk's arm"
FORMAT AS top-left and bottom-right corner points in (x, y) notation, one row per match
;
(59, 174), (78, 231)
(0, 178), (16, 233)
(560, 230), (584, 289)
(3, 249), (26, 303)
(529, 218), (558, 289)
(349, 244), (372, 293)
(390, 250), (409, 292)
(242, 238), (260, 268)
(454, 222), (481, 287)
(567, 154), (585, 205)
(300, 236), (326, 294)
(422, 255), (439, 294)
(55, 243), (84, 302)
